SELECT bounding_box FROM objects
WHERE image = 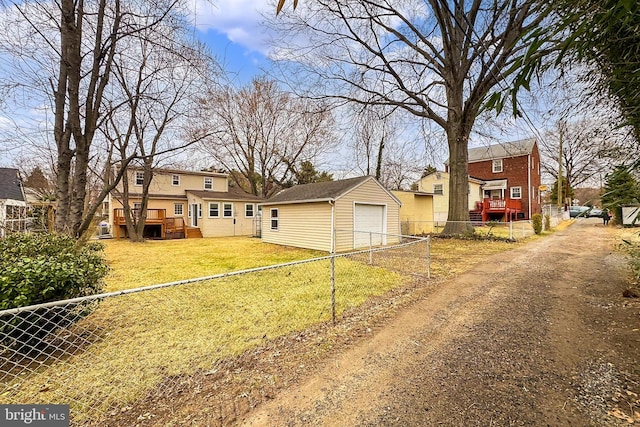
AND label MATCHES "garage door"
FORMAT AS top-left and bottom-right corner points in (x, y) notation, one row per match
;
(354, 203), (385, 248)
